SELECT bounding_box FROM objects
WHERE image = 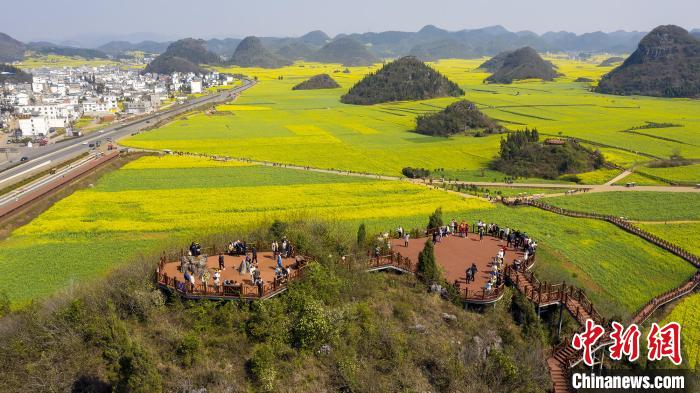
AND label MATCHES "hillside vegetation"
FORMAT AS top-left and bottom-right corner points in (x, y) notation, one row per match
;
(341, 56), (463, 105)
(485, 47), (560, 84)
(144, 38), (220, 74)
(0, 64), (32, 84)
(414, 100), (502, 137)
(596, 25), (700, 97)
(478, 50), (511, 72)
(0, 32), (26, 62)
(230, 36), (292, 69)
(292, 74), (340, 90)
(0, 222), (550, 393)
(491, 129), (604, 179)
